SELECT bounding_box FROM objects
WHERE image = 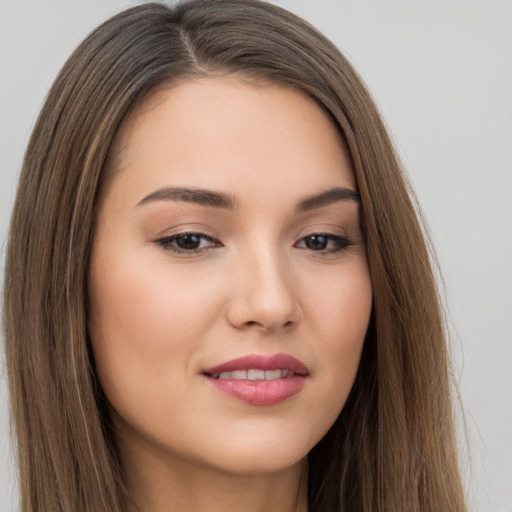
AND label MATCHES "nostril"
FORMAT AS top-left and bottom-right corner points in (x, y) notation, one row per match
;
(241, 319), (295, 331)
